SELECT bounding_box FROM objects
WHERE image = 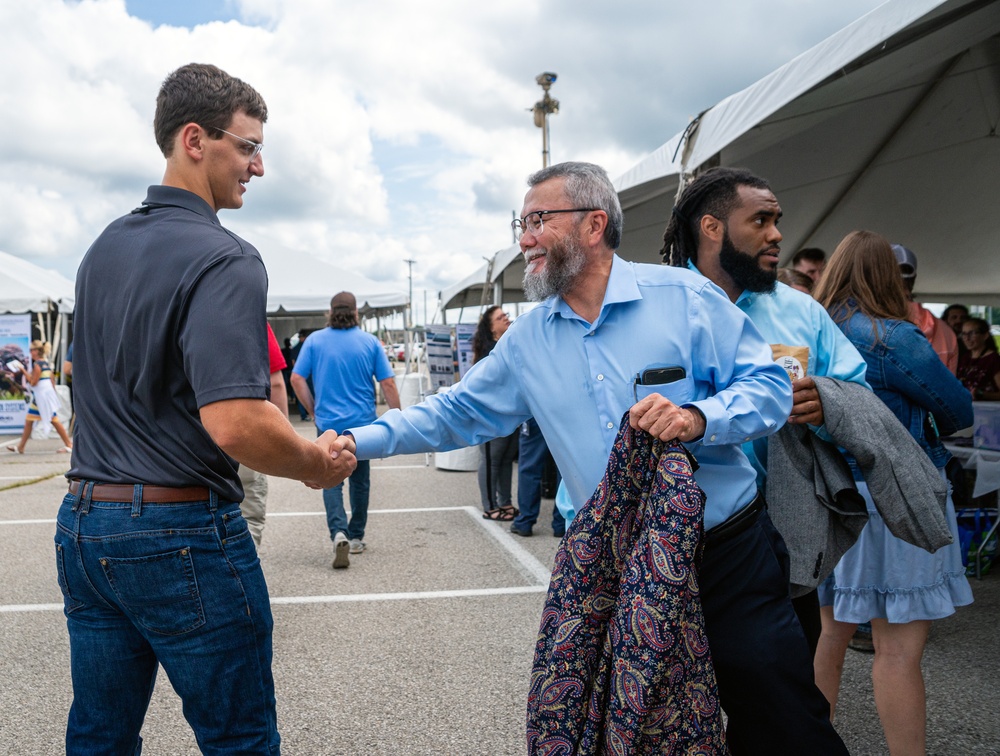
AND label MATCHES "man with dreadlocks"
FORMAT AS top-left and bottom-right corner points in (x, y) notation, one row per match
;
(343, 161), (847, 754)
(662, 165), (869, 672)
